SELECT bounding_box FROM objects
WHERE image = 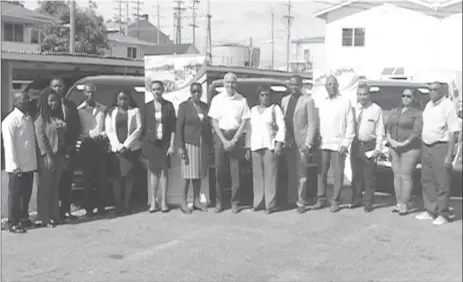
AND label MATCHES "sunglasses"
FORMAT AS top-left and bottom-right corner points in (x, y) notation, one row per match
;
(402, 95), (412, 98)
(191, 90), (201, 93)
(429, 88), (439, 91)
